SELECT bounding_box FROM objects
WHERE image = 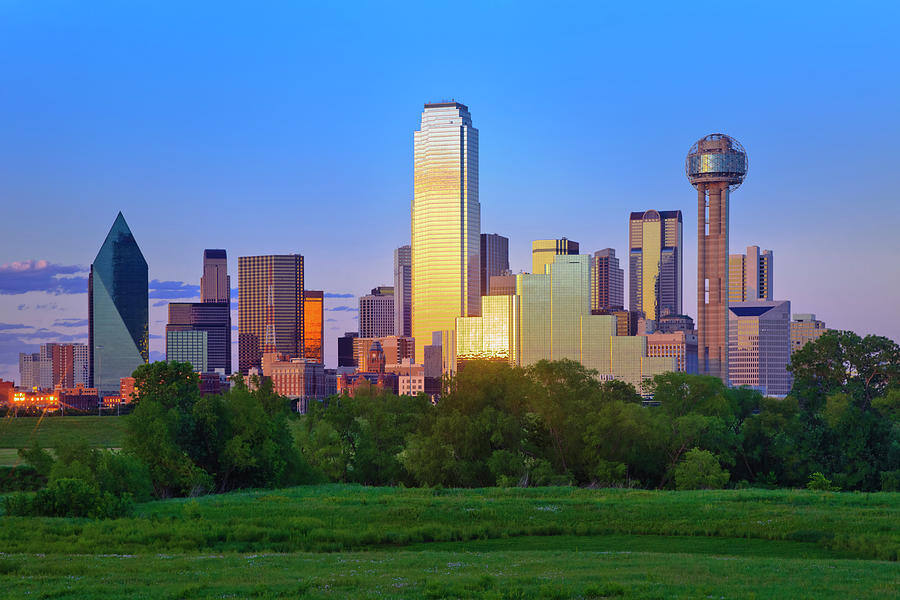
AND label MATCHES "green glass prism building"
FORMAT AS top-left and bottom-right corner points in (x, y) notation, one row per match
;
(89, 212), (149, 395)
